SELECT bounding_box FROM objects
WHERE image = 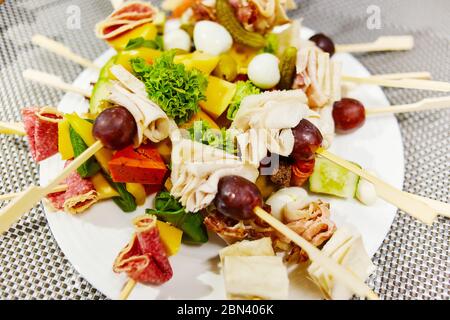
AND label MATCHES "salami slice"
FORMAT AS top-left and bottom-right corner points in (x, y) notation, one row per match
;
(113, 215), (173, 284)
(95, 1), (158, 40)
(46, 160), (98, 214)
(21, 107), (61, 162)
